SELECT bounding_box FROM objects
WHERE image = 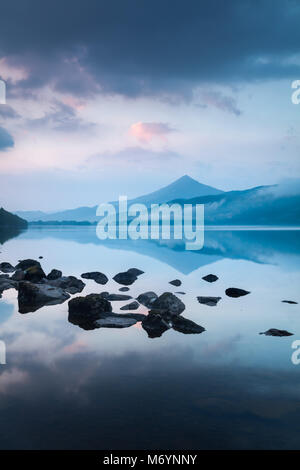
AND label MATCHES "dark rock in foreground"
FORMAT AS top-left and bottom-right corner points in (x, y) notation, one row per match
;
(169, 279), (181, 287)
(11, 269), (25, 281)
(119, 287), (130, 292)
(172, 316), (205, 335)
(120, 301), (139, 311)
(150, 292), (185, 318)
(81, 271), (108, 285)
(282, 300), (298, 305)
(142, 312), (171, 338)
(136, 291), (158, 308)
(15, 259), (40, 270)
(68, 293), (112, 326)
(225, 288), (250, 298)
(23, 264), (46, 283)
(202, 274), (219, 283)
(113, 268), (144, 286)
(197, 296), (221, 307)
(68, 294), (144, 329)
(259, 329), (294, 337)
(48, 276), (85, 294)
(47, 269), (62, 280)
(0, 262), (15, 273)
(18, 281), (70, 313)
